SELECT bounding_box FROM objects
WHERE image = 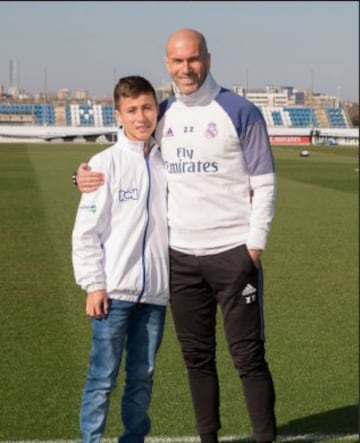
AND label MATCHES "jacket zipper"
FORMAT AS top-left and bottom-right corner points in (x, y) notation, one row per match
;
(137, 145), (153, 302)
